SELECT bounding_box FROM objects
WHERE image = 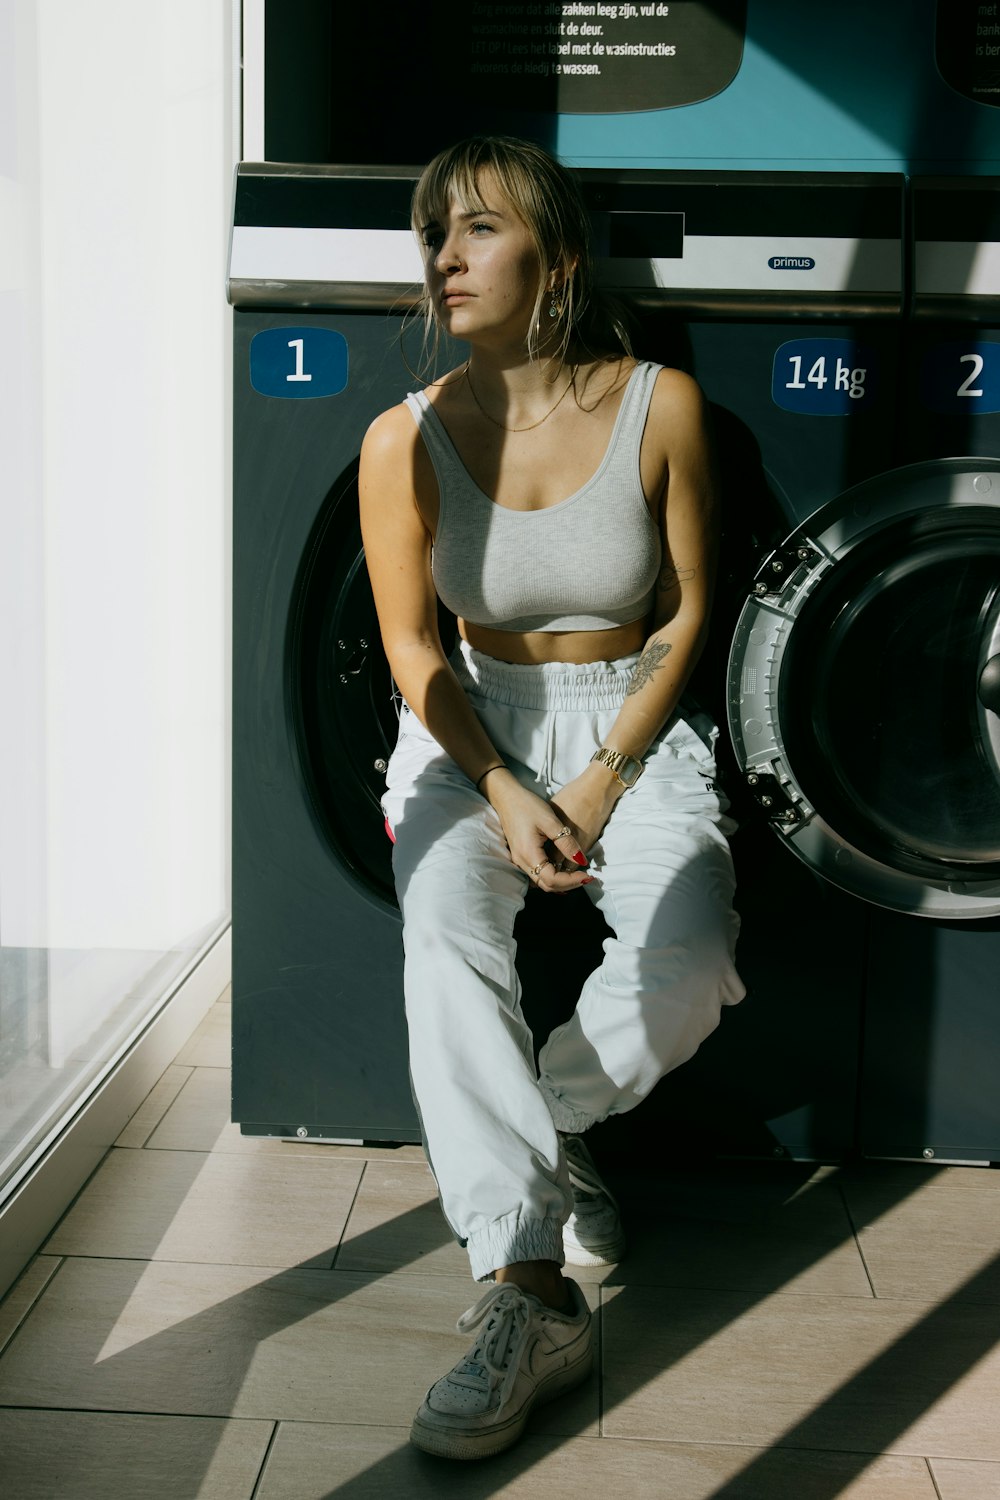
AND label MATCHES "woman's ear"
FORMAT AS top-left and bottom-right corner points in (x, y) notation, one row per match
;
(548, 254), (579, 292)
